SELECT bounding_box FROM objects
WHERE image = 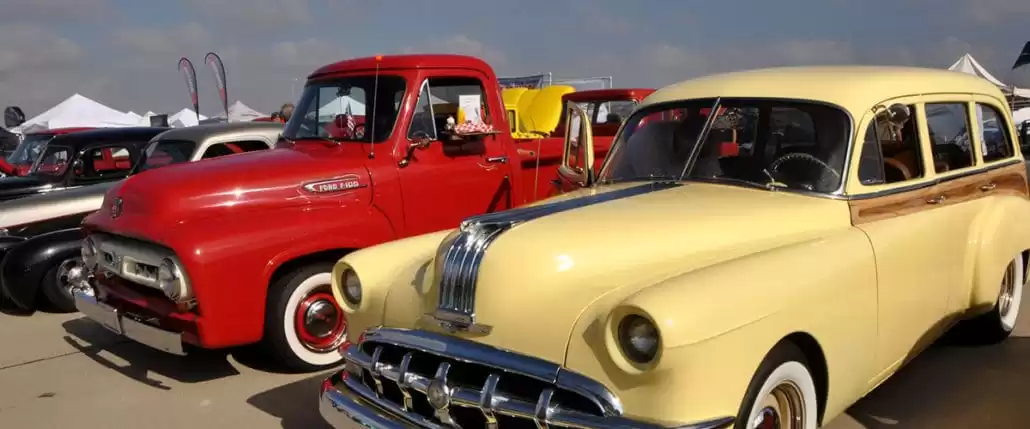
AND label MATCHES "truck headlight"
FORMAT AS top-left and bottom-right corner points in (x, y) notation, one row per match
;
(340, 268), (362, 306)
(618, 314), (660, 364)
(157, 258), (186, 301)
(81, 237), (97, 268)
